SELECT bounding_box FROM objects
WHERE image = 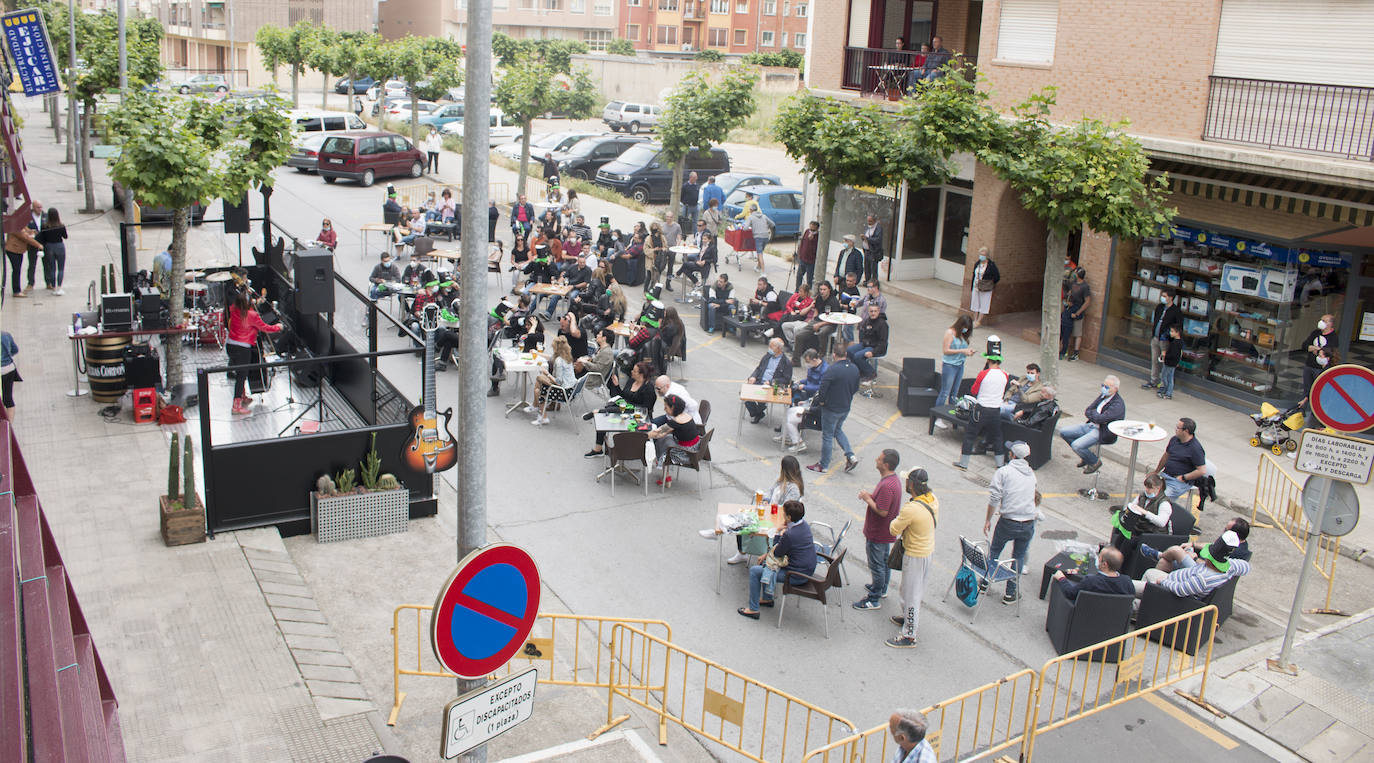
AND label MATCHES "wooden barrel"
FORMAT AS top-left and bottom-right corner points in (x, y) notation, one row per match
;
(85, 337), (130, 403)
